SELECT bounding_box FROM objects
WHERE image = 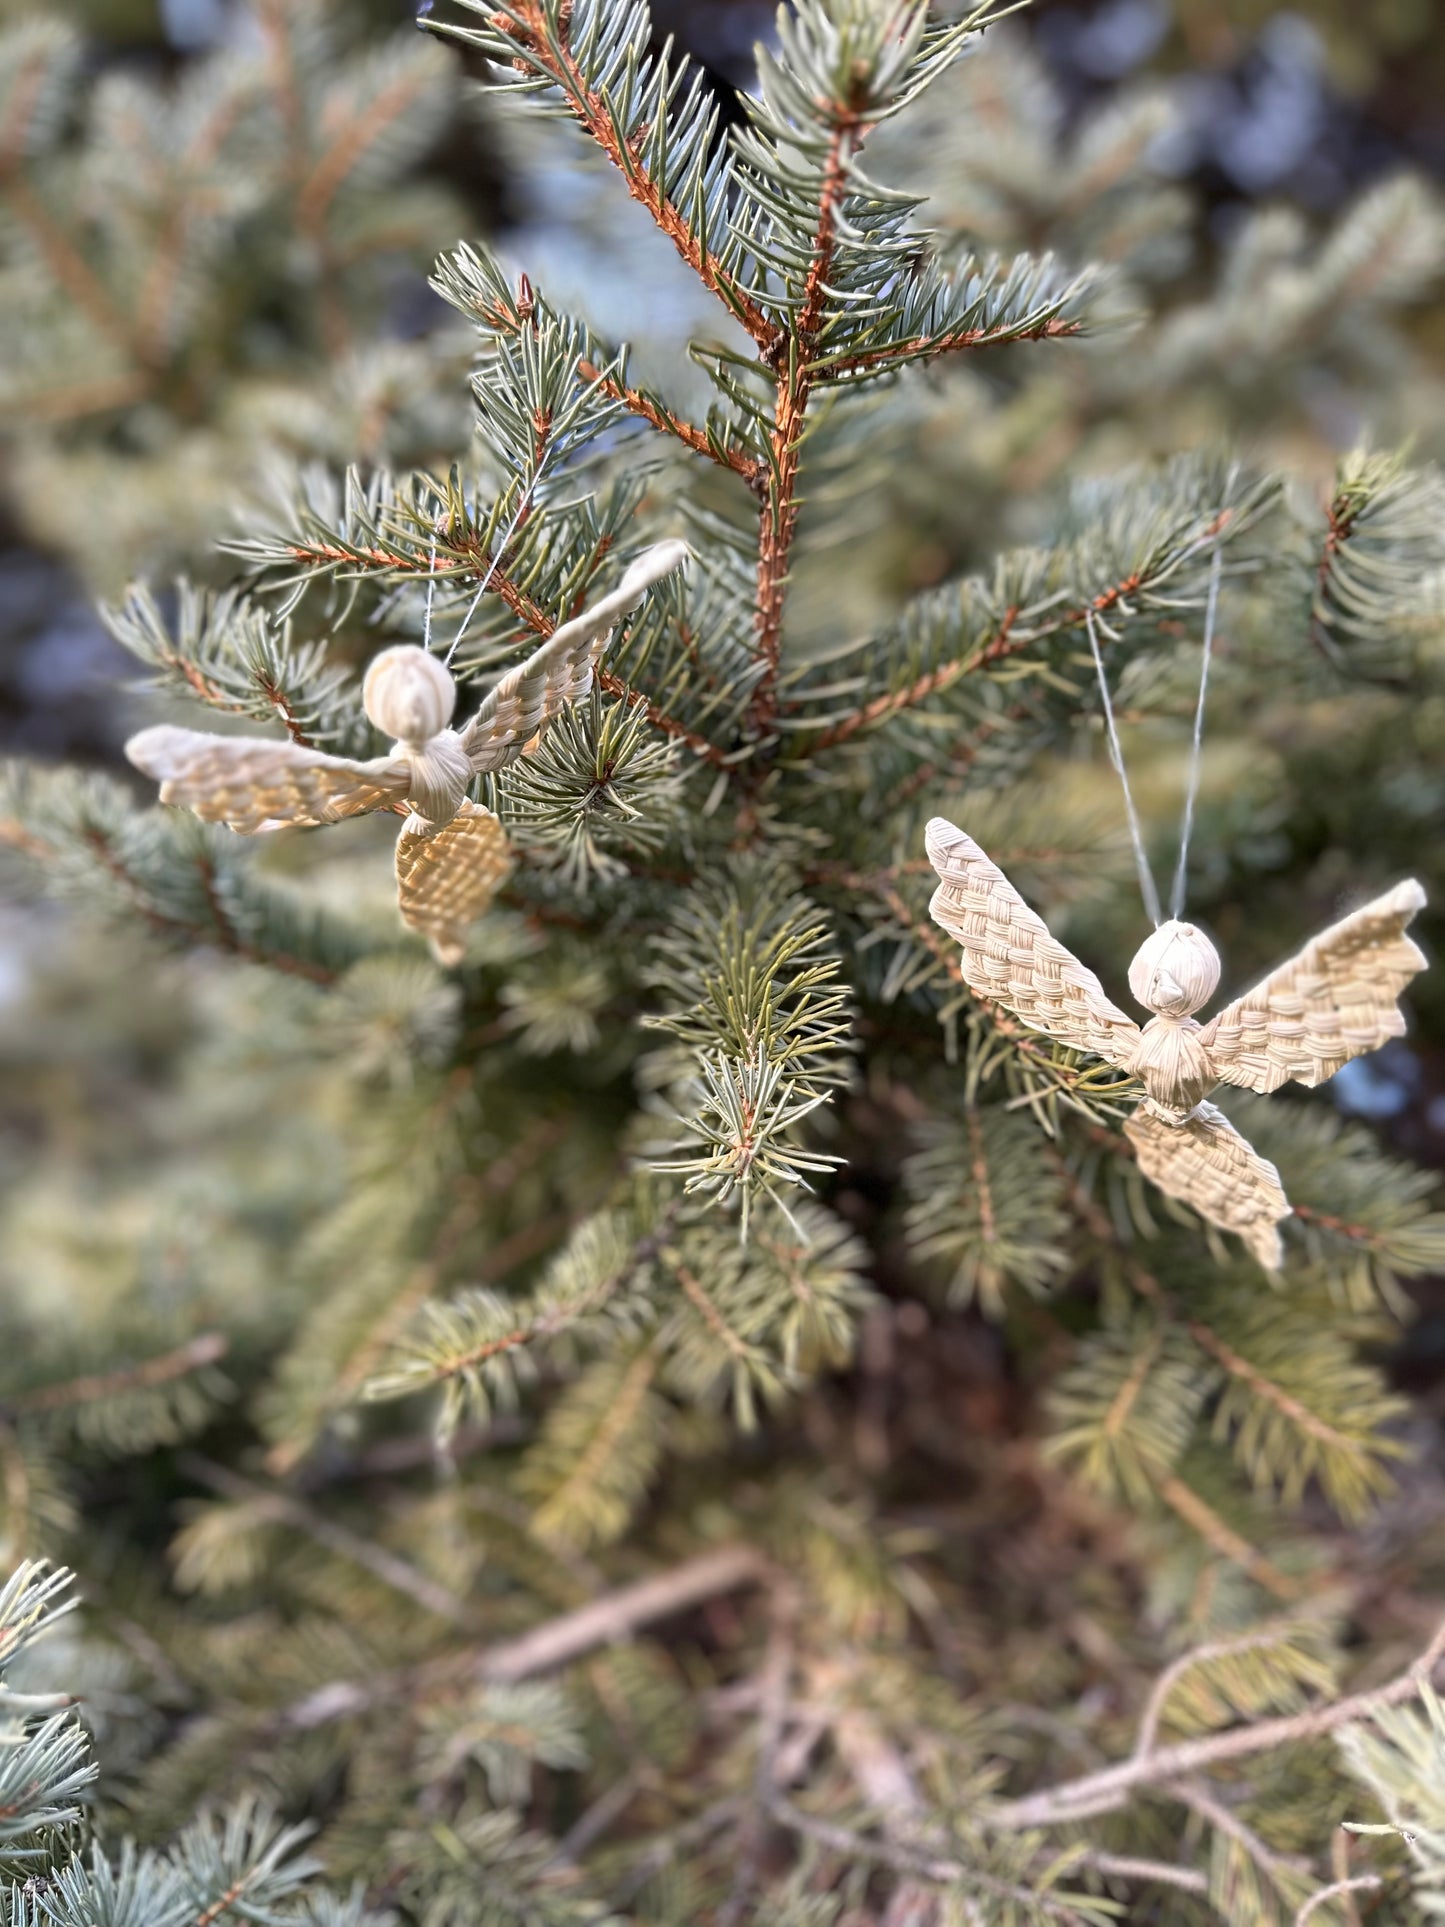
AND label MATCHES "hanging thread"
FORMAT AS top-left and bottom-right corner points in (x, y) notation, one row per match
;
(1085, 604), (1162, 928)
(1168, 538), (1221, 923)
(445, 440), (556, 667)
(420, 526), (439, 651)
